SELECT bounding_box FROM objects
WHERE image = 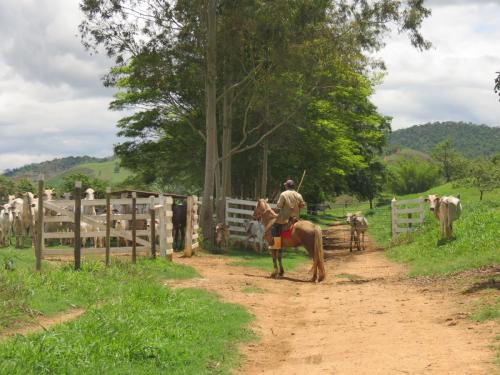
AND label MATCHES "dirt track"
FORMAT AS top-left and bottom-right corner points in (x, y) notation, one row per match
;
(170, 225), (498, 375)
